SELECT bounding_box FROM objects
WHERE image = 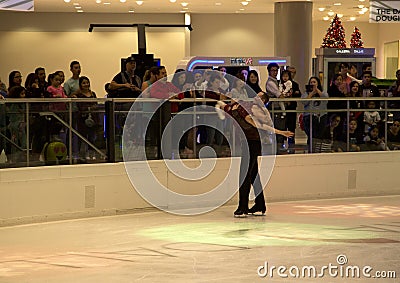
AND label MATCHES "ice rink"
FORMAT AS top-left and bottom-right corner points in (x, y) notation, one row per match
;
(0, 195), (399, 282)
